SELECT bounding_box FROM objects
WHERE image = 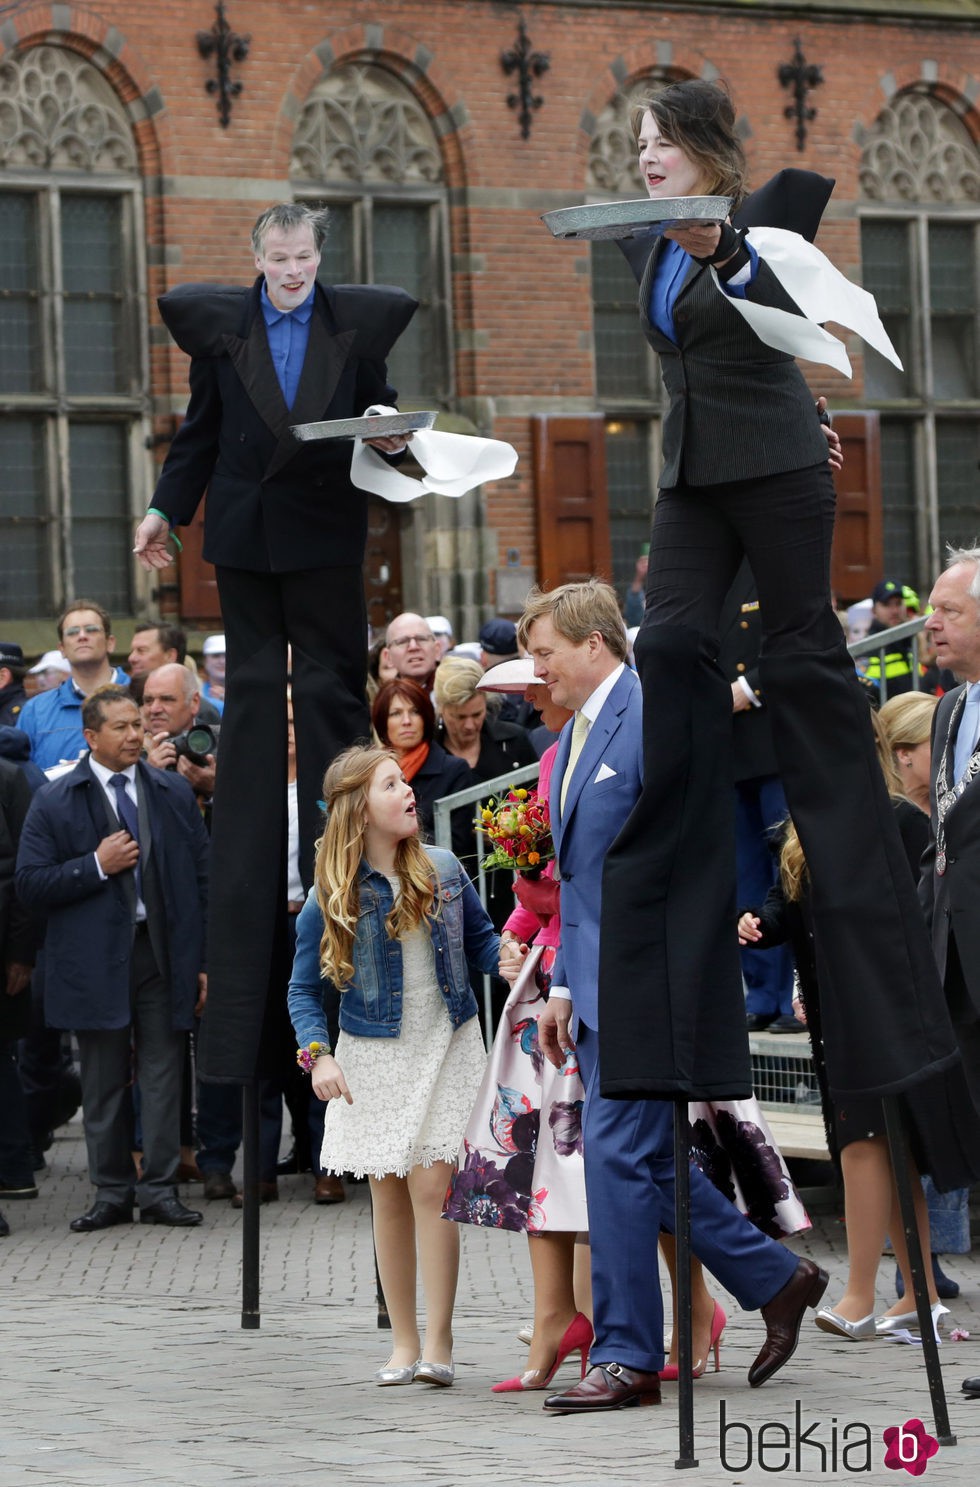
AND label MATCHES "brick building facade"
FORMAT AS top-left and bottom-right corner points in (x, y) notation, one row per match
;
(1, 0), (978, 646)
